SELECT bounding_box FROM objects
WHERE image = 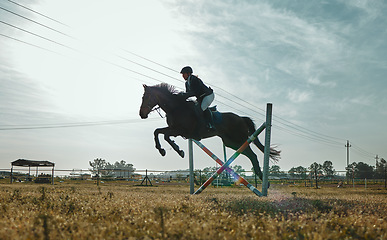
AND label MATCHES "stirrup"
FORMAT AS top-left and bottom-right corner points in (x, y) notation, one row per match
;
(206, 122), (215, 130)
